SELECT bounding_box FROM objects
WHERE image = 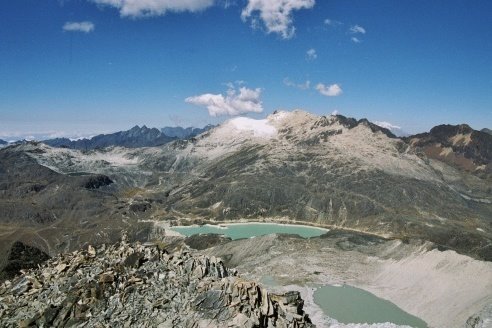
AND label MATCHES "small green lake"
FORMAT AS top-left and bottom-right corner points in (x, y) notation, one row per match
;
(314, 285), (428, 327)
(170, 223), (328, 239)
